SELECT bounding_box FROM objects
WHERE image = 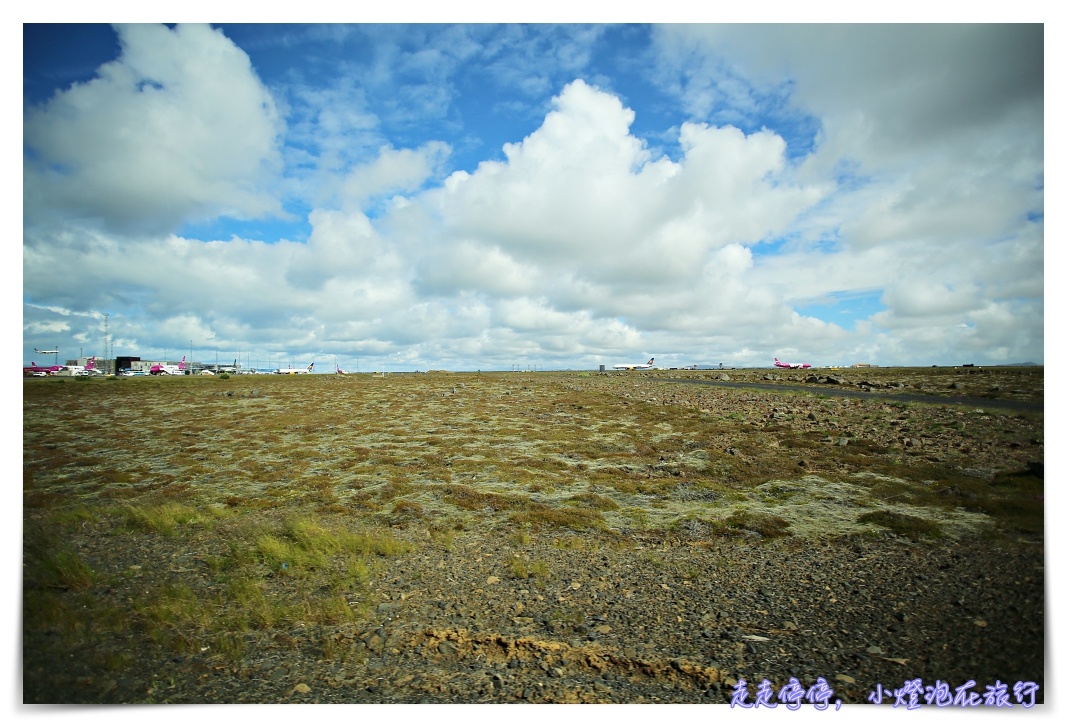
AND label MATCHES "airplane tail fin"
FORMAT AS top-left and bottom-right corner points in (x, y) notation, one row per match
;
(308, 363), (315, 372)
(647, 358), (655, 366)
